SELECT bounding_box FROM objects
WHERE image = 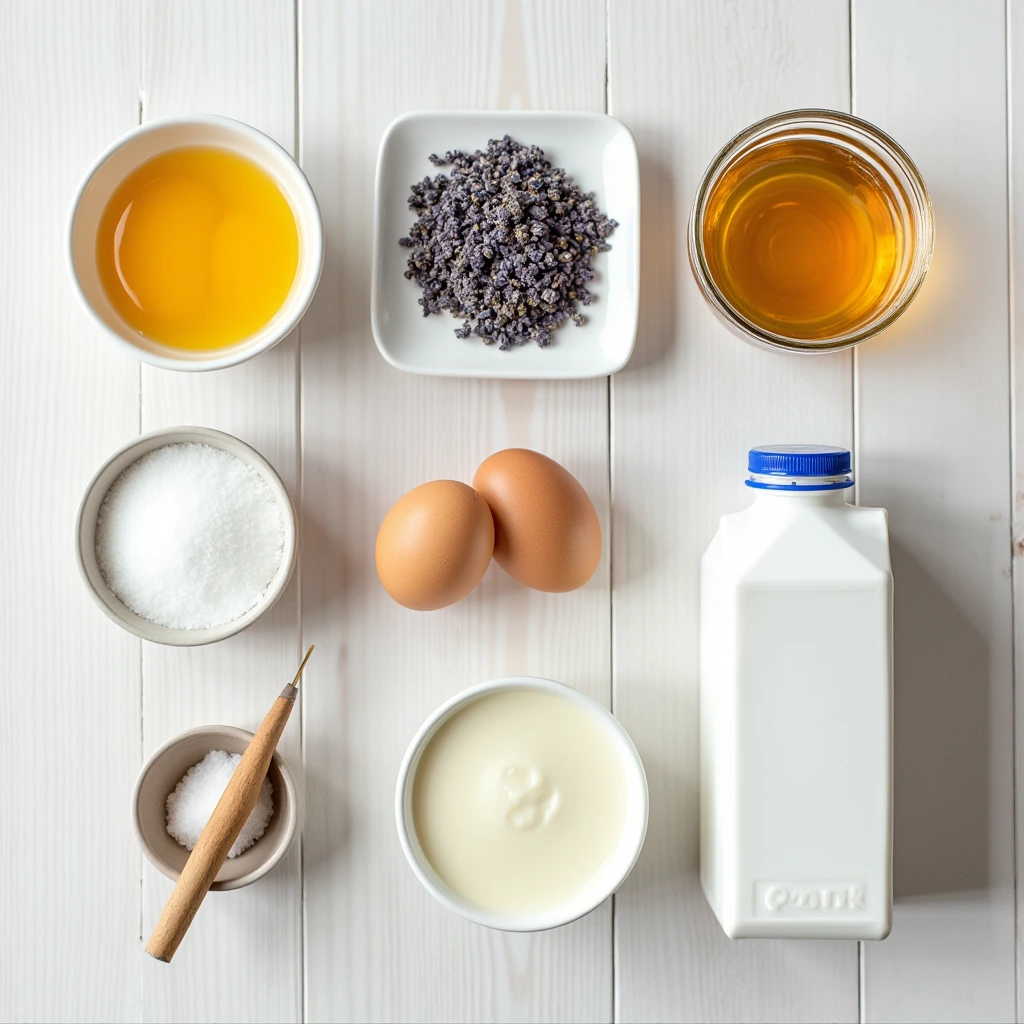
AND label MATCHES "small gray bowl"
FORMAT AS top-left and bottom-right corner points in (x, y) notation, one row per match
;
(134, 725), (300, 891)
(75, 426), (296, 646)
